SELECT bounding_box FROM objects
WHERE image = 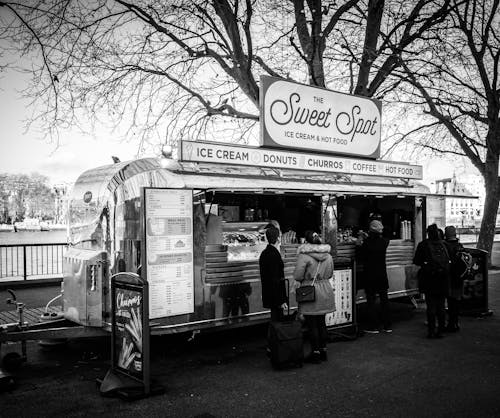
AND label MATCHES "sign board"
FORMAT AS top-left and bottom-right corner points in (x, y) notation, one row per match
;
(461, 248), (490, 316)
(180, 140), (423, 180)
(110, 273), (150, 389)
(260, 76), (382, 158)
(325, 265), (355, 328)
(142, 188), (194, 319)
